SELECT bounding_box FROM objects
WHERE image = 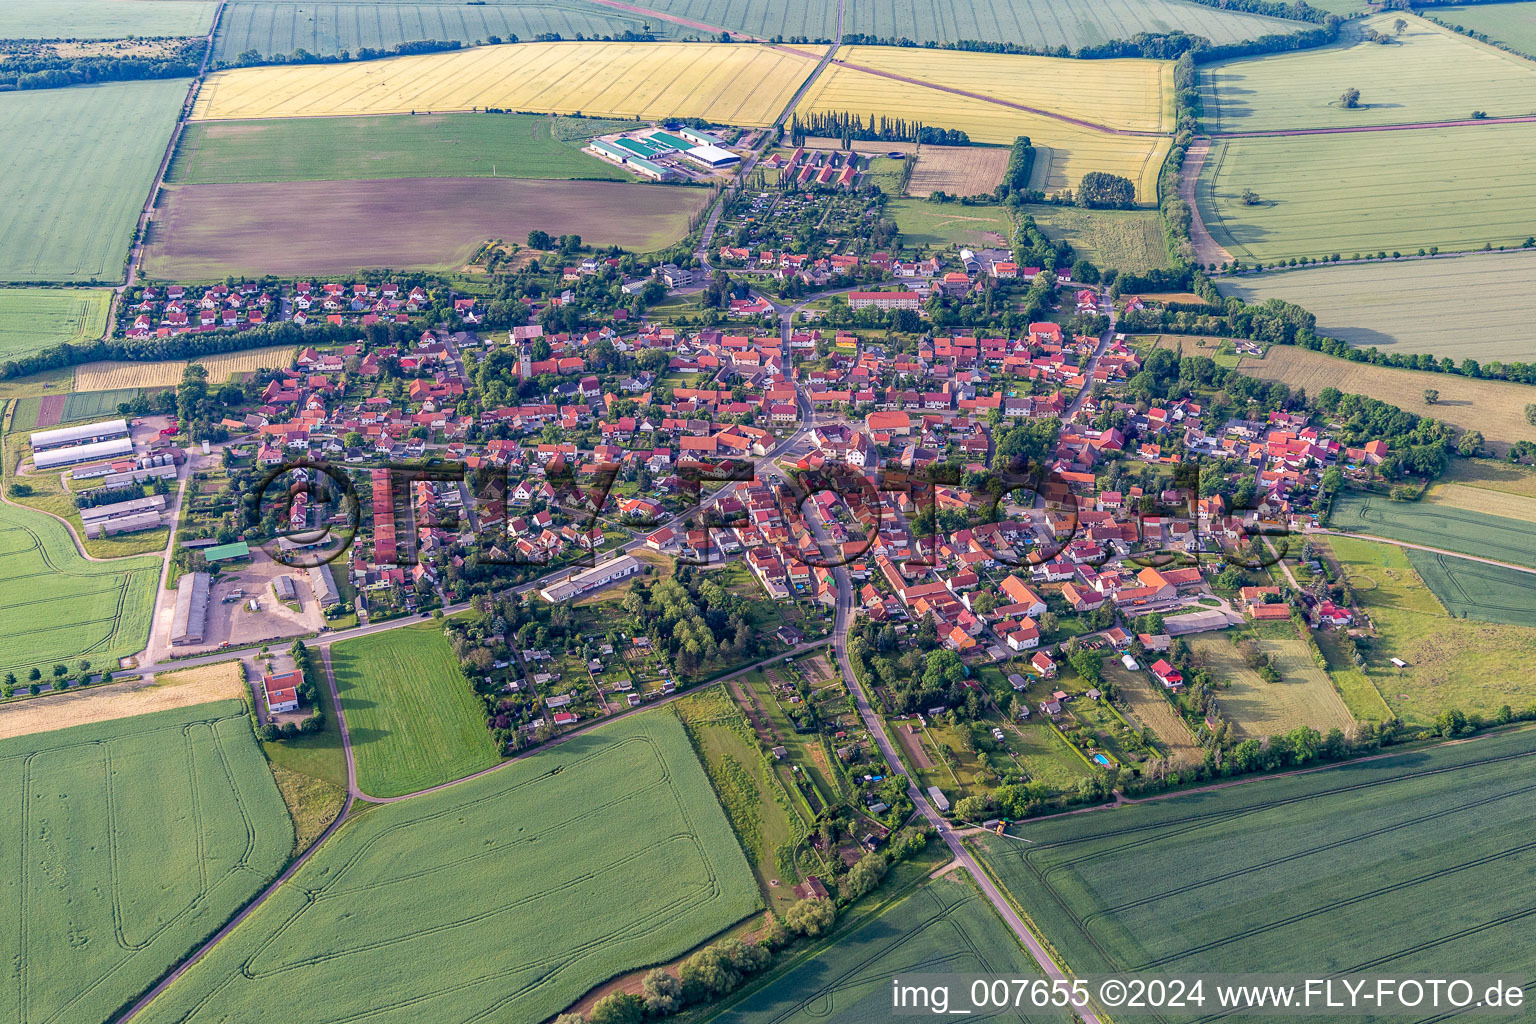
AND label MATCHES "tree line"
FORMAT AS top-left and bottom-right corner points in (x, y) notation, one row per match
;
(0, 39), (204, 90)
(789, 111), (970, 147)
